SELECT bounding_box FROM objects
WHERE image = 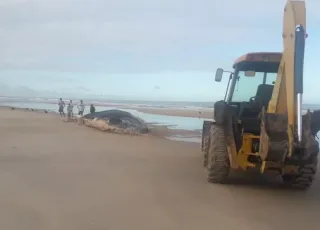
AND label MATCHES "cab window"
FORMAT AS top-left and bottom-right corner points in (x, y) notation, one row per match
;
(231, 71), (277, 102)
